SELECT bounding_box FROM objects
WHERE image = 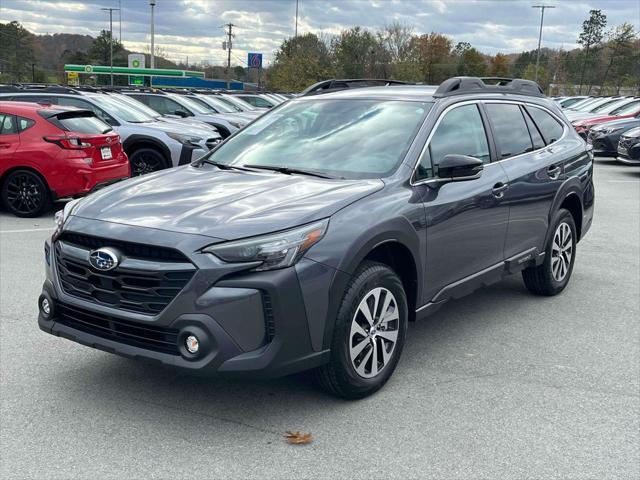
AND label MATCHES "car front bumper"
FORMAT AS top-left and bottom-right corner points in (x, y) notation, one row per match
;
(38, 217), (341, 378)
